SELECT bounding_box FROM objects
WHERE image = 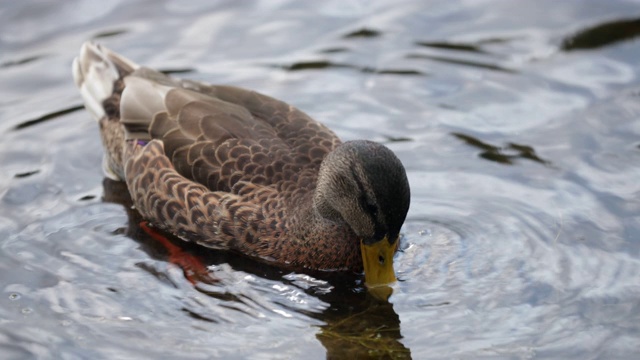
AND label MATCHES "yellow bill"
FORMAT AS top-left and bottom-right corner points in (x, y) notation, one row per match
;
(360, 236), (397, 287)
